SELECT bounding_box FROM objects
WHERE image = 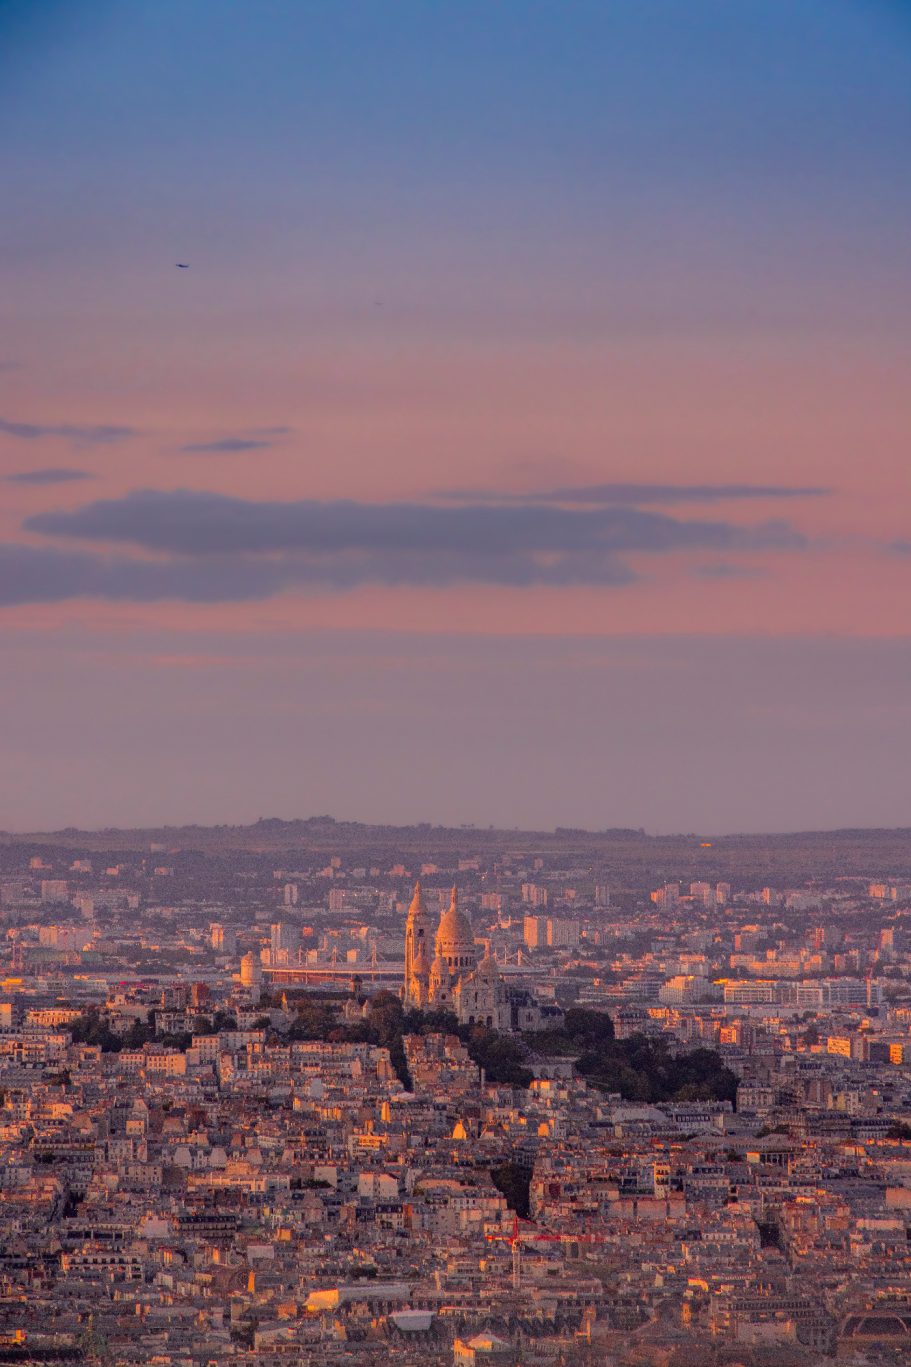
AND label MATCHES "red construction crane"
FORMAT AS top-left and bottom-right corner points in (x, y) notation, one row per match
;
(485, 1214), (605, 1289)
